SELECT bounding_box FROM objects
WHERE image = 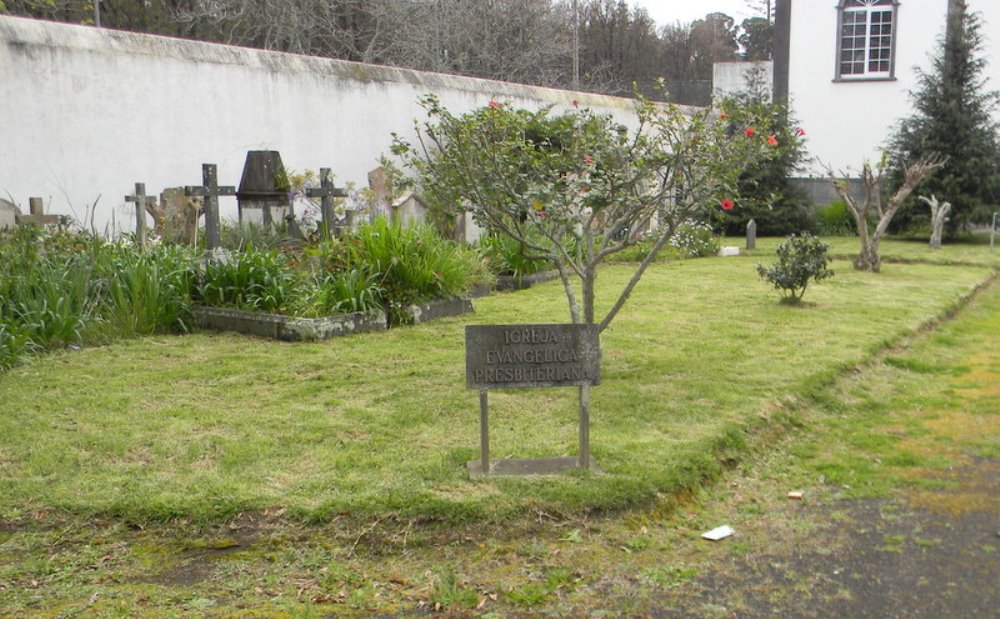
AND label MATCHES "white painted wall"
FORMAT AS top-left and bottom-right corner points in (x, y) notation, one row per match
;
(0, 16), (645, 235)
(788, 0), (1000, 176)
(713, 61), (773, 98)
